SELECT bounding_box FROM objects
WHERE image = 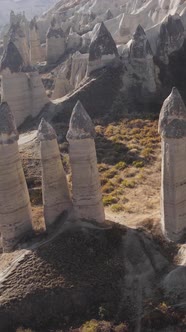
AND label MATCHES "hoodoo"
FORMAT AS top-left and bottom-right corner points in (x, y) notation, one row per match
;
(46, 17), (66, 65)
(88, 22), (118, 75)
(66, 101), (105, 223)
(159, 87), (186, 241)
(0, 102), (33, 252)
(0, 40), (49, 127)
(38, 119), (71, 226)
(29, 17), (42, 65)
